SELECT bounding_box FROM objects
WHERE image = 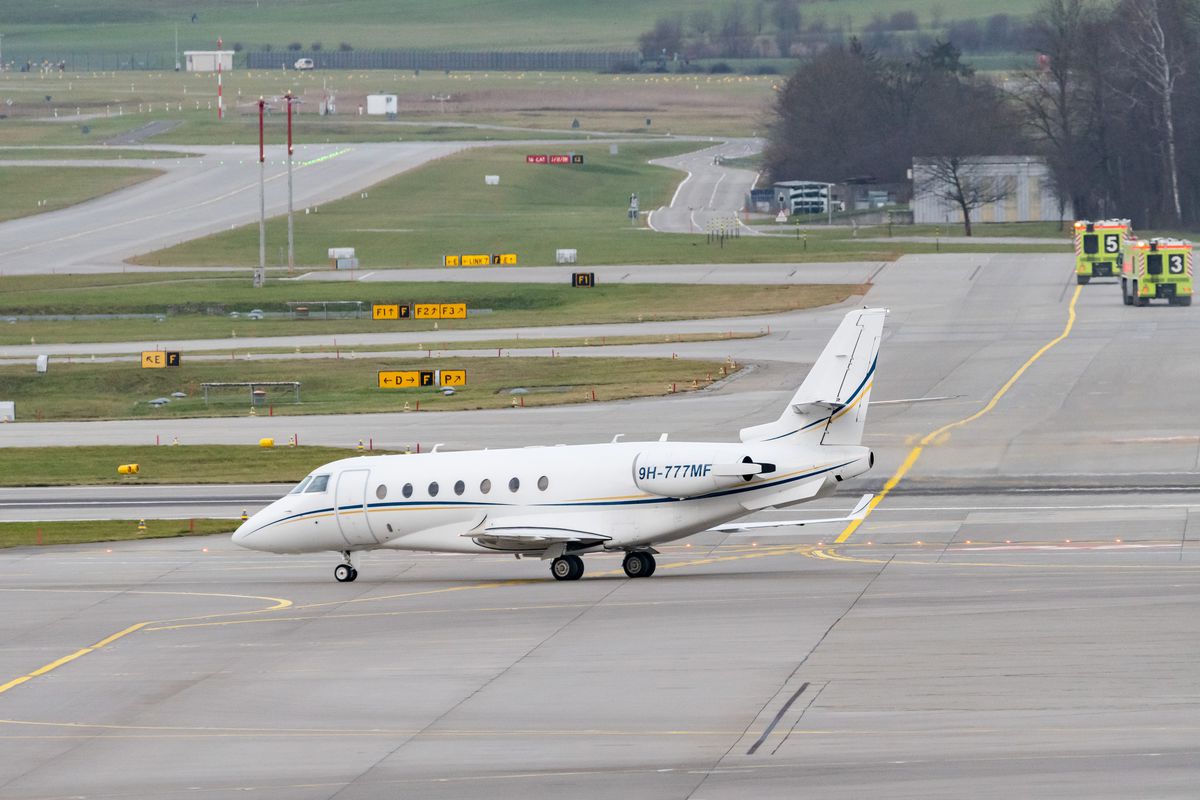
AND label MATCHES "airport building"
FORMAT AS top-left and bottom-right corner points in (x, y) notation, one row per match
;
(911, 155), (1071, 224)
(184, 51), (234, 72)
